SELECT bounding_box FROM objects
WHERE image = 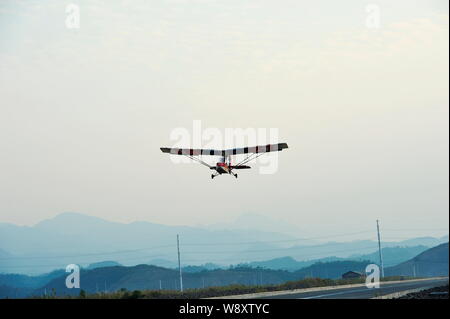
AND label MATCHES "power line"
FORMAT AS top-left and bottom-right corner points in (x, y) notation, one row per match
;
(0, 230), (377, 262)
(0, 245), (380, 270)
(182, 230), (375, 246)
(3, 227), (441, 262)
(1, 227), (445, 270)
(180, 245), (380, 263)
(0, 244), (175, 261)
(383, 228), (449, 232)
(0, 253), (170, 269)
(181, 240), (378, 255)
